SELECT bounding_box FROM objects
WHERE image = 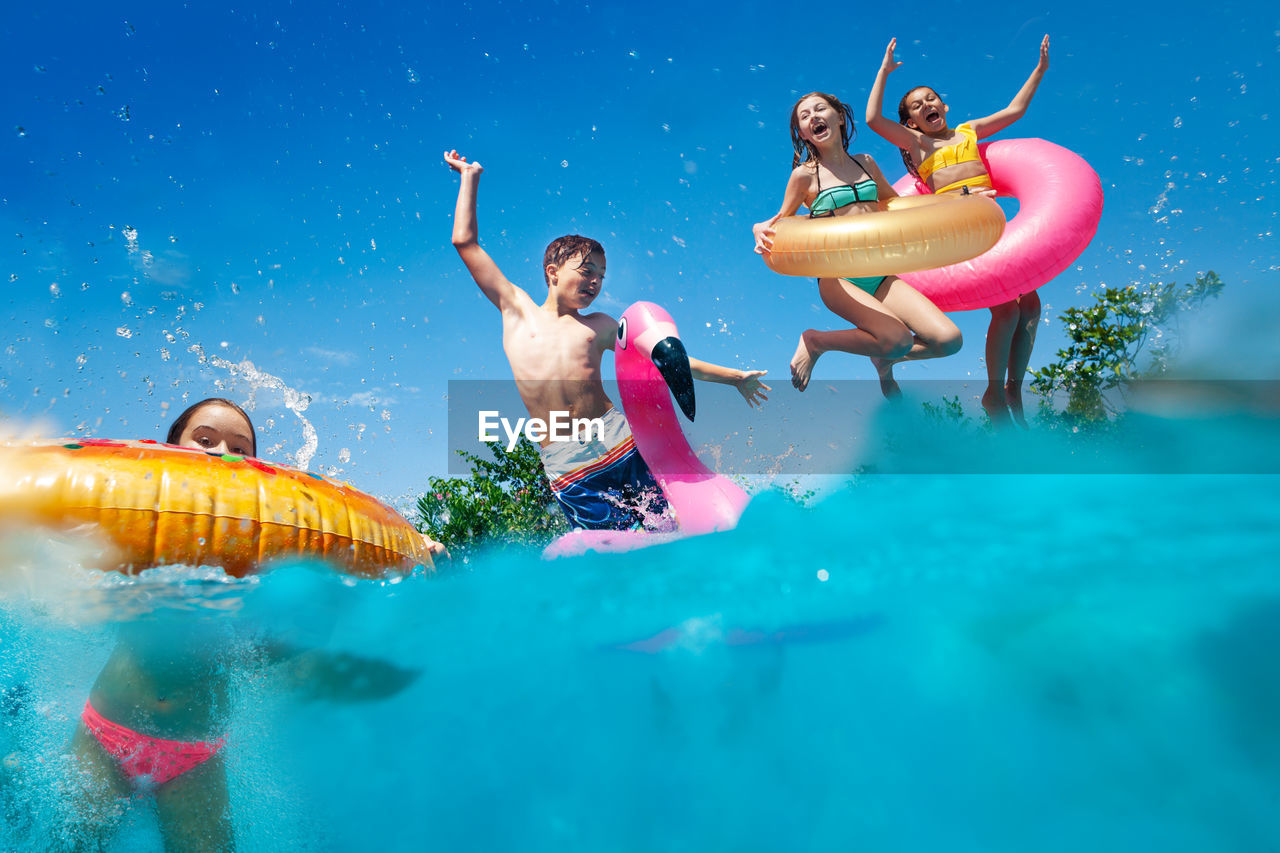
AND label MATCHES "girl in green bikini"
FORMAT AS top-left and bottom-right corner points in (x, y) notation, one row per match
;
(753, 92), (962, 394)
